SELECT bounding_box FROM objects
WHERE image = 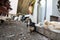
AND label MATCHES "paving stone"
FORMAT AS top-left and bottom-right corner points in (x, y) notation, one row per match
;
(6, 34), (15, 37)
(0, 21), (49, 40)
